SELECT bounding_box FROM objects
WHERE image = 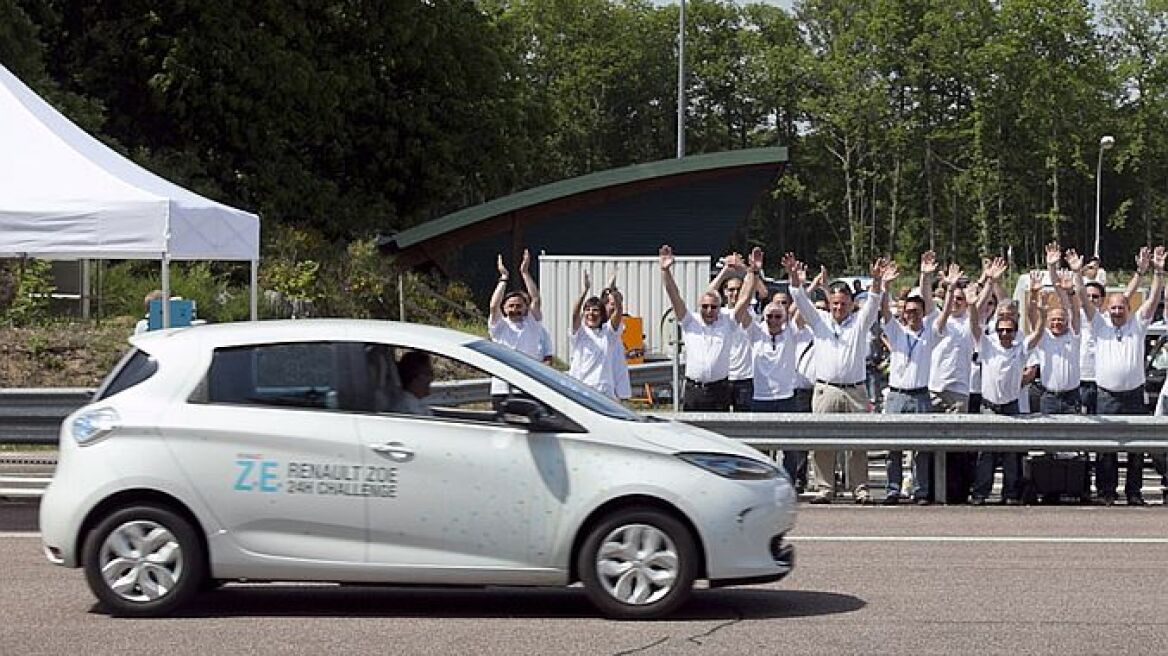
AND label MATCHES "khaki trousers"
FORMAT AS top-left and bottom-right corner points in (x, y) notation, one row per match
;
(811, 383), (869, 495)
